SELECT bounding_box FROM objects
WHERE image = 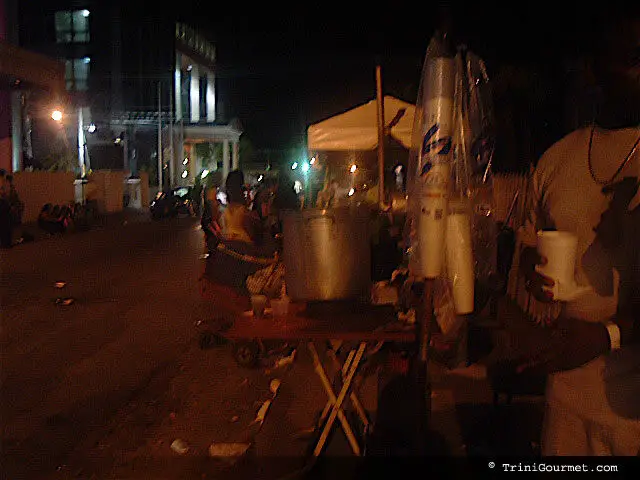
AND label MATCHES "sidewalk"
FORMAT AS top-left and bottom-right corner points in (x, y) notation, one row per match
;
(11, 208), (153, 245)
